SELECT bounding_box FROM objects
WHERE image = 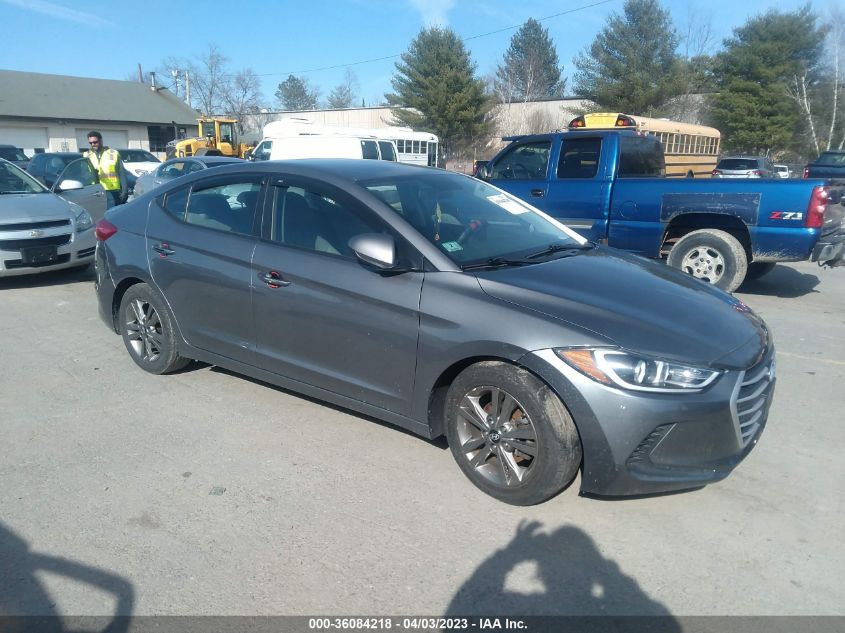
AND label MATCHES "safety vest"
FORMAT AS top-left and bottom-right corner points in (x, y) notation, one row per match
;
(84, 148), (121, 191)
